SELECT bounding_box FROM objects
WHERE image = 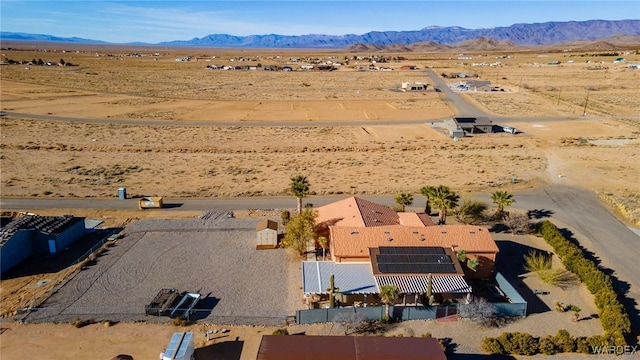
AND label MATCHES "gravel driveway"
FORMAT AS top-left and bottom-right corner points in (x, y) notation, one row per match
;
(27, 214), (298, 326)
